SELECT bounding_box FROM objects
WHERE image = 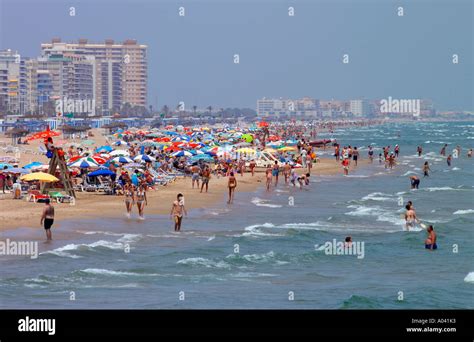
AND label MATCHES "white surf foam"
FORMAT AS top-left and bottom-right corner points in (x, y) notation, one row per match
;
(251, 197), (282, 208)
(177, 257), (231, 269)
(464, 272), (474, 283)
(453, 209), (474, 215)
(40, 240), (125, 259)
(79, 268), (159, 277)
